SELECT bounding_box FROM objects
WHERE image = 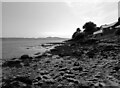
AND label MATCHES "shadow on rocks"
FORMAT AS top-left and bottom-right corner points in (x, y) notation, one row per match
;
(2, 54), (33, 68)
